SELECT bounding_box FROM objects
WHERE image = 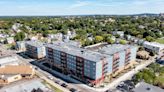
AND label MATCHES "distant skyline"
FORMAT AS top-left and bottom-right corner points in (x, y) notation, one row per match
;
(0, 0), (164, 16)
